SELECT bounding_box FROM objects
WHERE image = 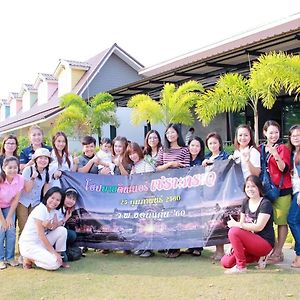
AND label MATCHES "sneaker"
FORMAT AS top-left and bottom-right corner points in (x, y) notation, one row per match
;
(140, 250), (154, 258)
(134, 250), (143, 256)
(224, 265), (247, 274)
(0, 261), (7, 270)
(7, 260), (19, 267)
